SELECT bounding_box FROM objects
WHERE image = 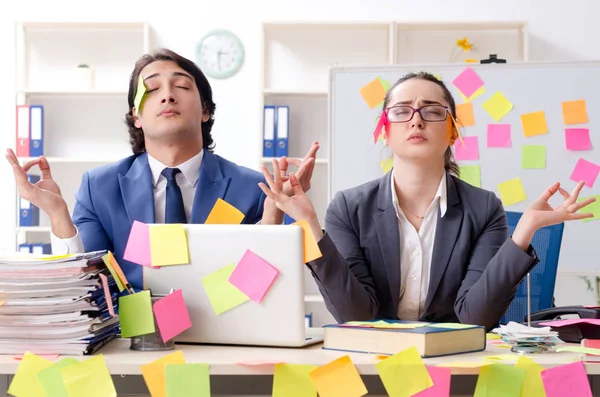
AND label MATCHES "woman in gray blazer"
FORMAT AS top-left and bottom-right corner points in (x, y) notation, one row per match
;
(259, 72), (595, 331)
